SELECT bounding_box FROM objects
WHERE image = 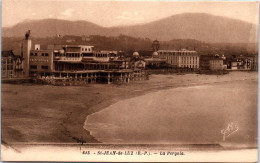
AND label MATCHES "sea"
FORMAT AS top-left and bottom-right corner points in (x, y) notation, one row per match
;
(84, 79), (258, 148)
